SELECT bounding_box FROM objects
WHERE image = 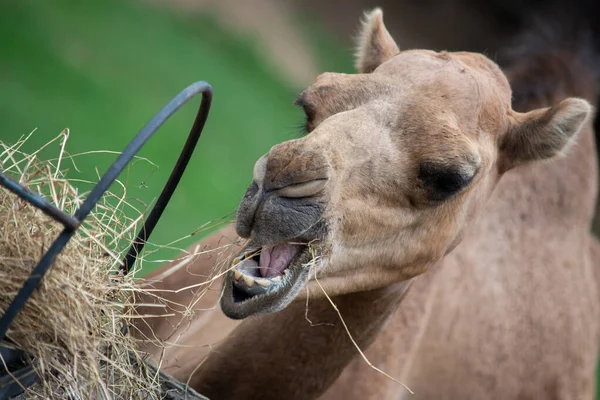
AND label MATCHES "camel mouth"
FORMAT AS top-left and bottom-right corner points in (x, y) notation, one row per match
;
(220, 242), (316, 319)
